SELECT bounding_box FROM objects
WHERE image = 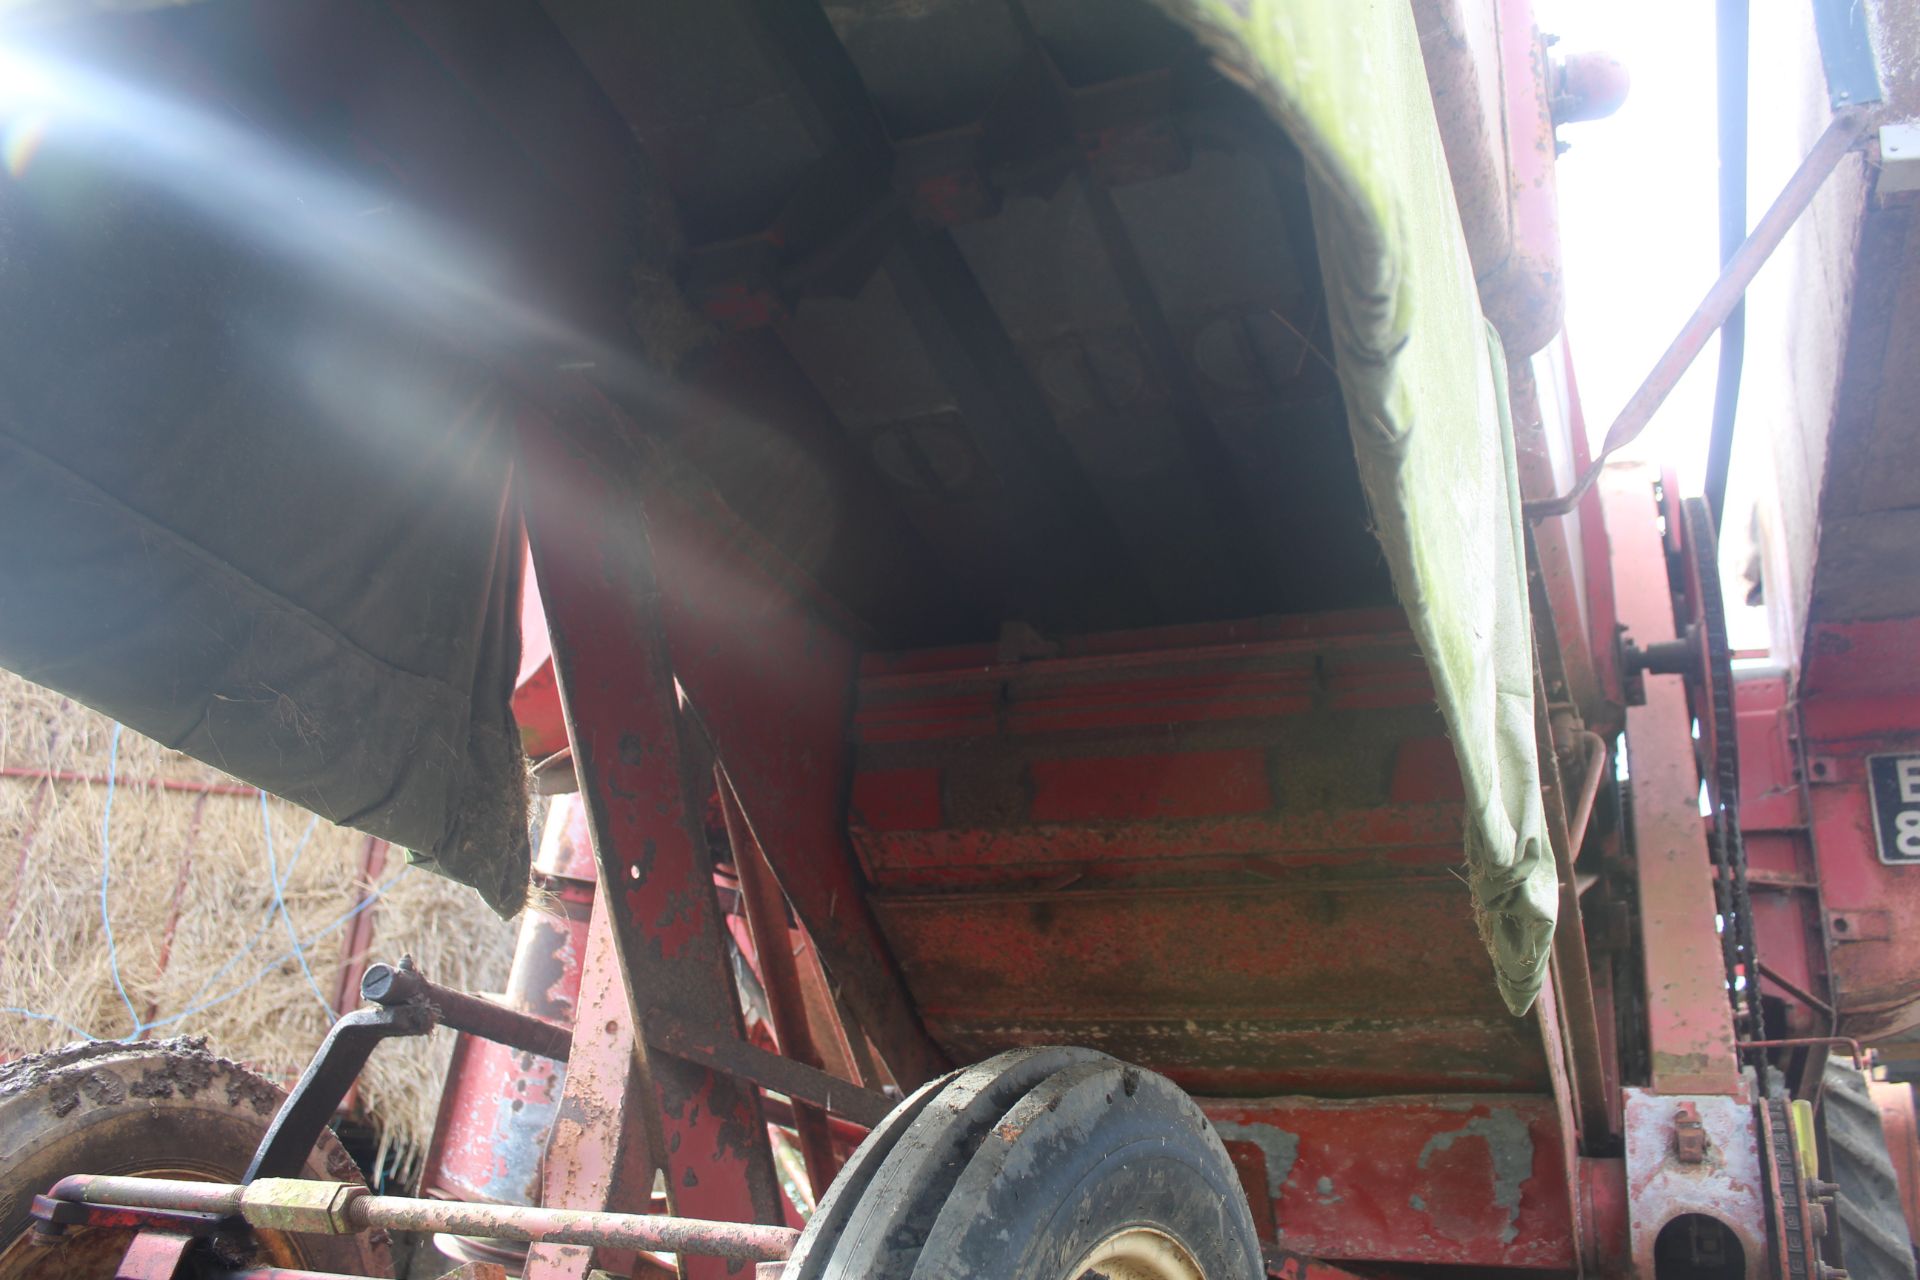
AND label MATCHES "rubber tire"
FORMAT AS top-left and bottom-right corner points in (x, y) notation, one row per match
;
(788, 1047), (1263, 1280)
(0, 1038), (391, 1280)
(1821, 1059), (1918, 1280)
